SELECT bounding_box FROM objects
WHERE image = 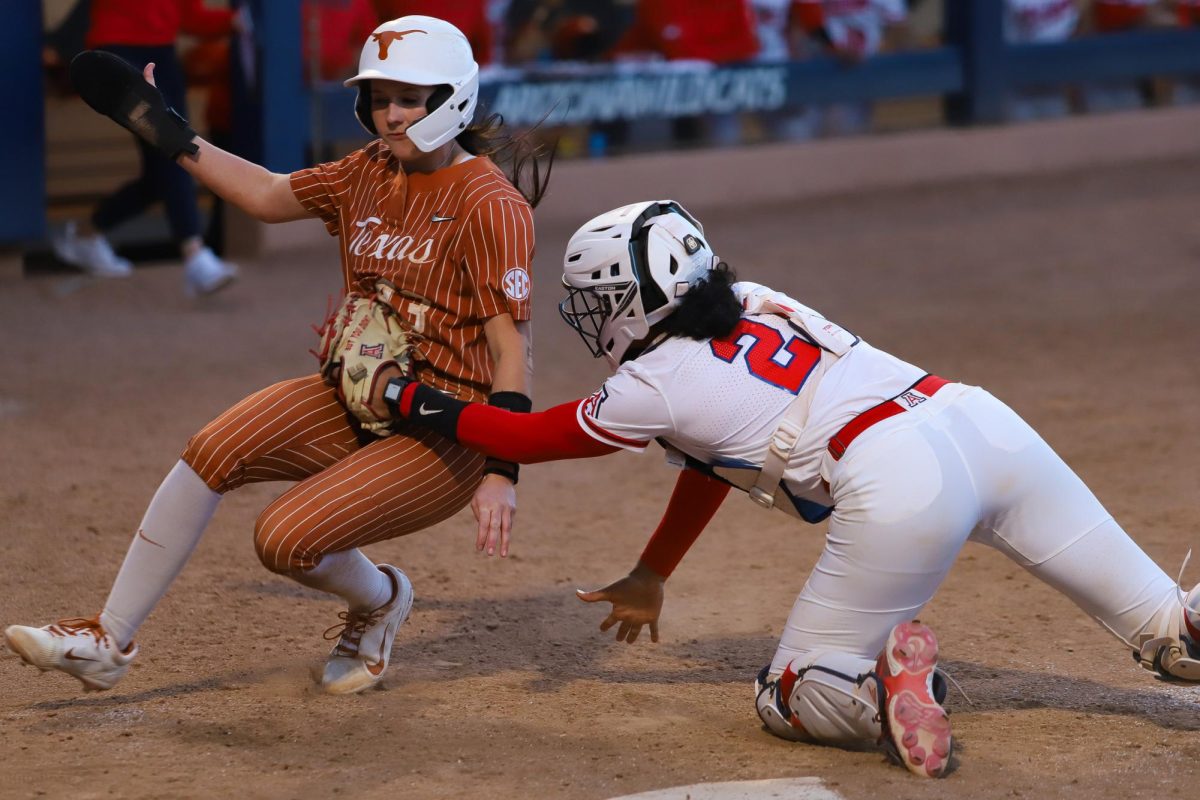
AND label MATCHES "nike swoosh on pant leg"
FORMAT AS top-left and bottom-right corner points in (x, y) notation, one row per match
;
(137, 528), (165, 548)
